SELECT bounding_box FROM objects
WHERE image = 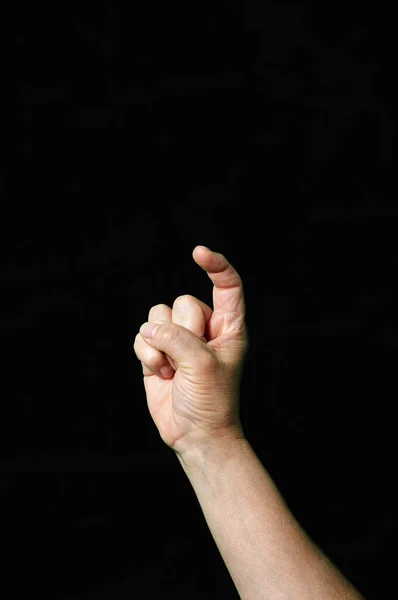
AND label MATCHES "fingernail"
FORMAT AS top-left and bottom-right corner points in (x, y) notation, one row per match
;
(160, 365), (174, 378)
(140, 322), (159, 339)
